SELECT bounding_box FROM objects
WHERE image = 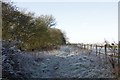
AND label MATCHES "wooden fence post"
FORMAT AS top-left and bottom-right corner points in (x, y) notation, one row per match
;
(90, 44), (92, 50)
(104, 44), (108, 62)
(105, 44), (107, 55)
(96, 45), (97, 55)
